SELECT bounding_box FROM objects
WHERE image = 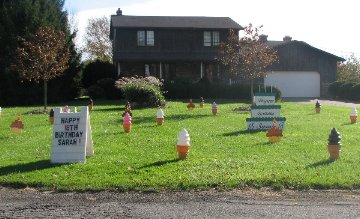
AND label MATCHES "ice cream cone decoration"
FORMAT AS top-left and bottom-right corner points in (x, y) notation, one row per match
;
(350, 107), (357, 124)
(156, 108), (165, 125)
(328, 128), (341, 160)
(200, 97), (205, 108)
(63, 105), (70, 113)
(123, 112), (132, 133)
(176, 128), (190, 160)
(315, 101), (321, 113)
(49, 109), (54, 125)
(122, 102), (132, 117)
(212, 102), (217, 115)
(187, 99), (195, 110)
(10, 113), (24, 134)
(0, 107), (2, 117)
(266, 118), (283, 143)
(88, 98), (93, 110)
